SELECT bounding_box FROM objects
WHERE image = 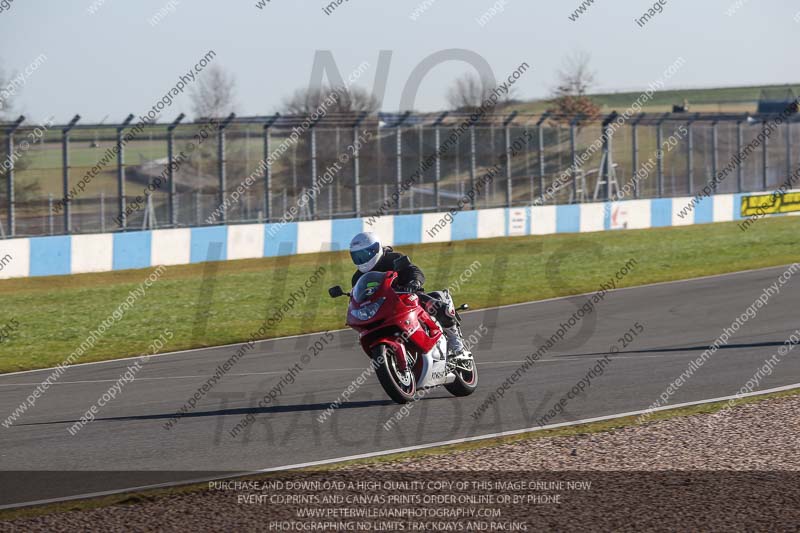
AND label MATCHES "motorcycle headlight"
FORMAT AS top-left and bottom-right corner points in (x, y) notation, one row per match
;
(350, 298), (385, 321)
